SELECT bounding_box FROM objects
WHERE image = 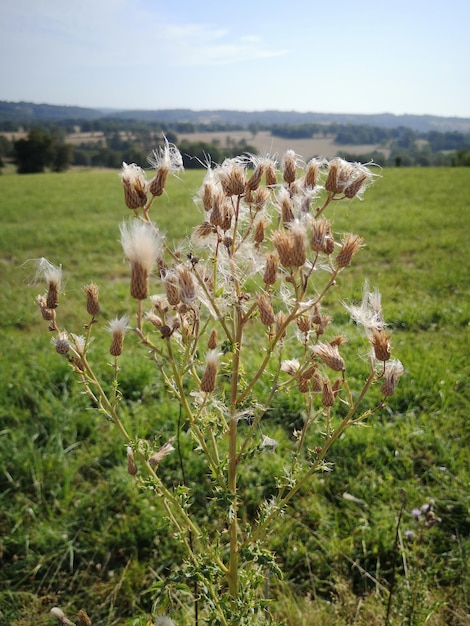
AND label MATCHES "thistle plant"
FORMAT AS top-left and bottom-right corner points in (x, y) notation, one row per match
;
(36, 140), (404, 624)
